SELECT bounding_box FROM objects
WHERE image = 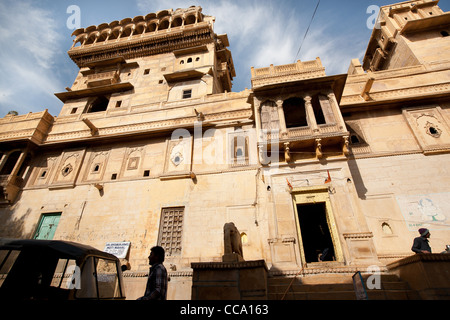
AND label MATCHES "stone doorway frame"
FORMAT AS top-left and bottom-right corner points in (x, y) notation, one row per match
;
(291, 186), (344, 267)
